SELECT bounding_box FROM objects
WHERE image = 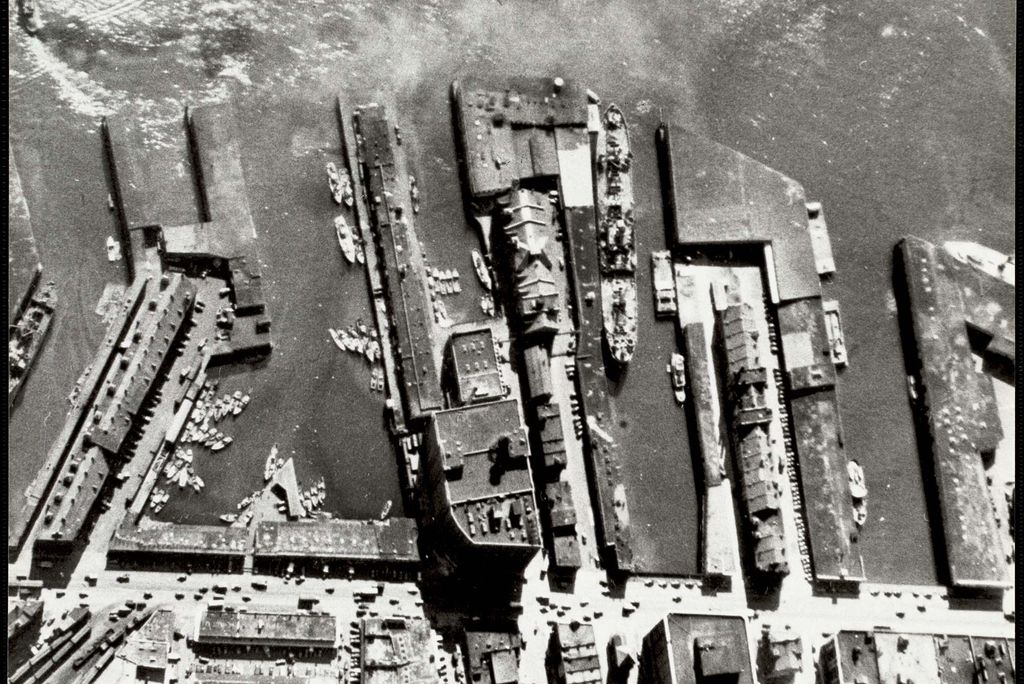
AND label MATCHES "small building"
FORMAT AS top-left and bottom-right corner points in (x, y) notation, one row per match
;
(123, 638), (168, 683)
(195, 609), (336, 657)
(550, 623), (602, 684)
(535, 401), (567, 472)
(758, 632), (802, 682)
(544, 481), (577, 531)
(522, 344), (553, 404)
(447, 328), (504, 406)
(465, 629), (523, 684)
